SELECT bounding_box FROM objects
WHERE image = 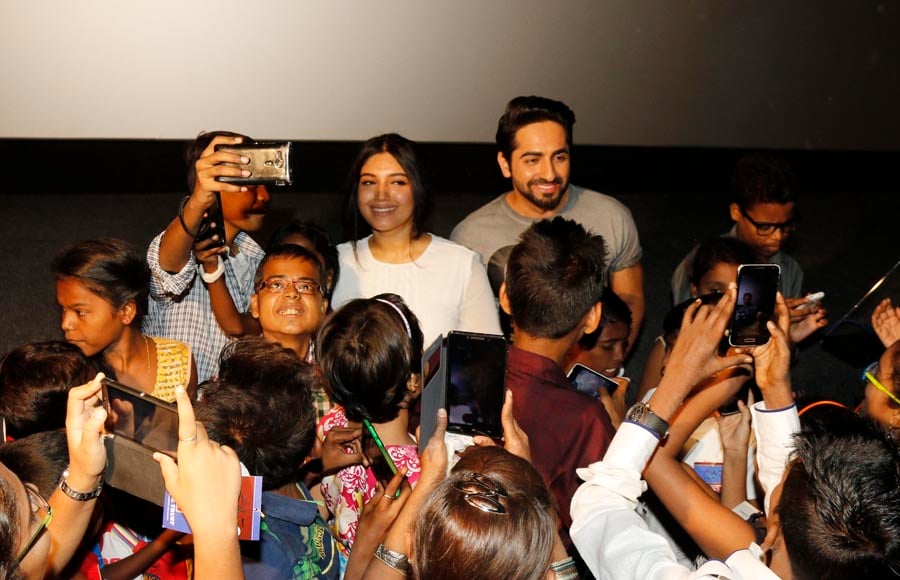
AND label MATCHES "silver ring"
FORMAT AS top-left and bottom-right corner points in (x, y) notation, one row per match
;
(179, 434), (198, 443)
(382, 494), (394, 500)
